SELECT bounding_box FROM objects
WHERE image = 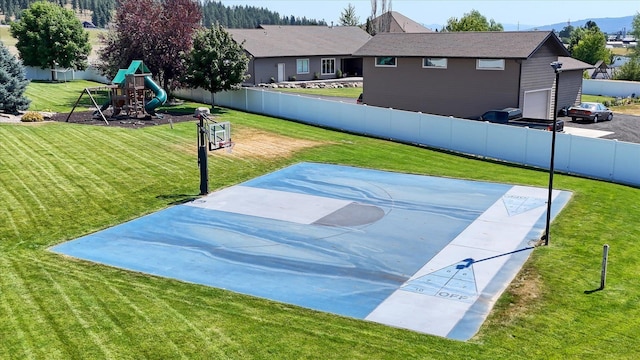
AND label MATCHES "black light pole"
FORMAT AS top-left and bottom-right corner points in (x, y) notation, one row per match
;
(543, 61), (562, 246)
(197, 114), (209, 195)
